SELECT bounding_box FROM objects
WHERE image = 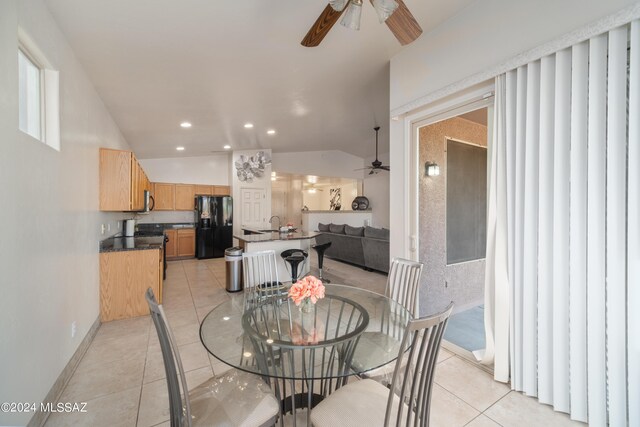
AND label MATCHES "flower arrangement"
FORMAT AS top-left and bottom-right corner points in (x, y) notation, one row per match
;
(288, 275), (325, 307)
